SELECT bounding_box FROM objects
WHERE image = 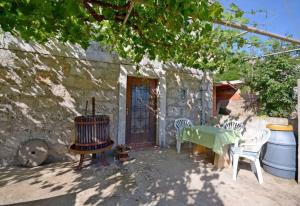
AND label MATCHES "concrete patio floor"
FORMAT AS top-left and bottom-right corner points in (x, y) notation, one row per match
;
(0, 147), (299, 206)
